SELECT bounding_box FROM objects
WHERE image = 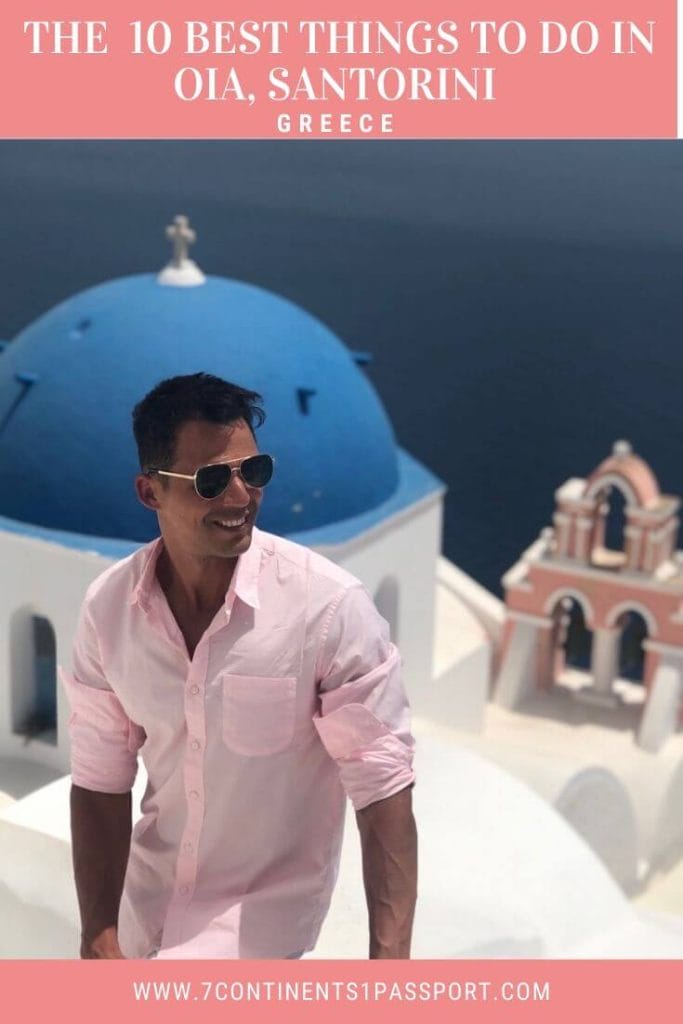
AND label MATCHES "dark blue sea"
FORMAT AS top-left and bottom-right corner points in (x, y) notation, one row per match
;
(2, 141), (683, 594)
